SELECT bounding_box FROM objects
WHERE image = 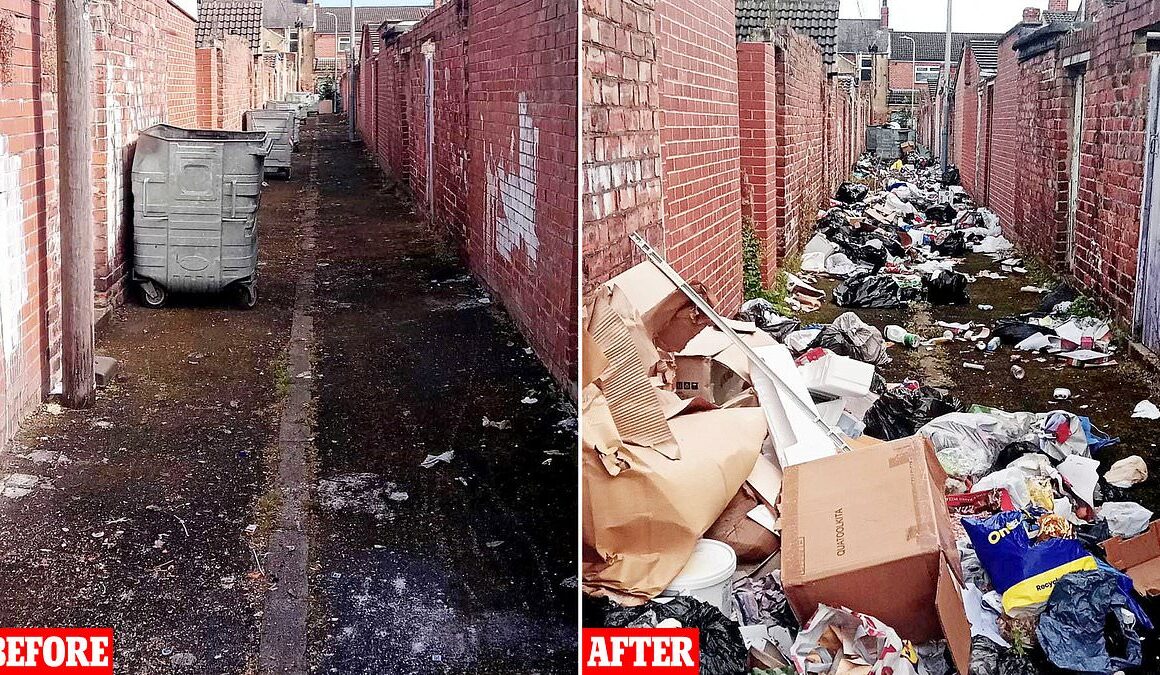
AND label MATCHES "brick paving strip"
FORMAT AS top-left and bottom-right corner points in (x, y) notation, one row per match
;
(258, 137), (320, 674)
